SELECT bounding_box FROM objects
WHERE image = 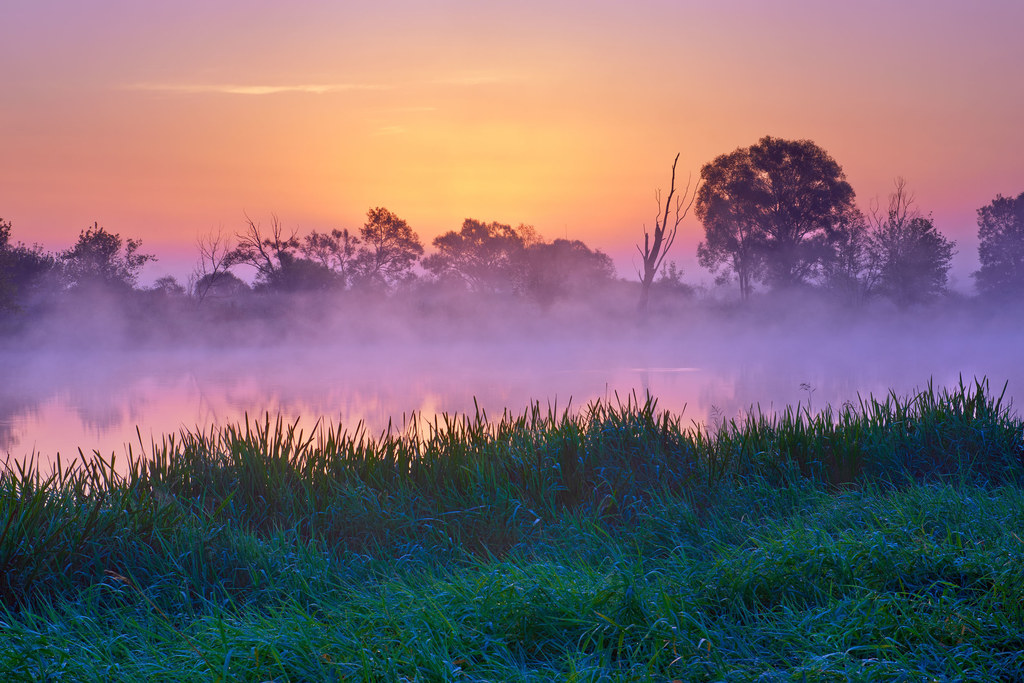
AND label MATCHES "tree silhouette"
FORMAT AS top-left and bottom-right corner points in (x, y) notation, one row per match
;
(353, 207), (424, 289)
(695, 148), (763, 300)
(423, 219), (531, 293)
(191, 229), (236, 302)
(0, 221), (56, 313)
(696, 137), (858, 297)
(519, 238), (615, 307)
(817, 209), (872, 304)
(637, 153), (697, 313)
(866, 178), (955, 307)
(301, 229), (361, 289)
(974, 191), (1024, 299)
(60, 223), (154, 291)
(229, 216), (340, 292)
(229, 215), (299, 286)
